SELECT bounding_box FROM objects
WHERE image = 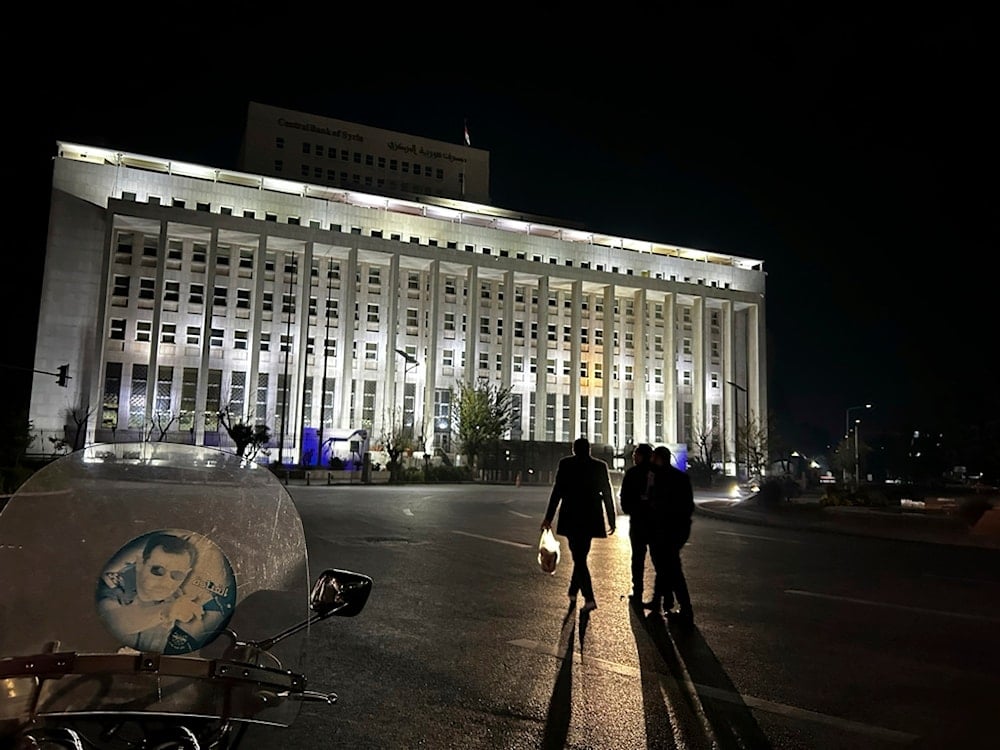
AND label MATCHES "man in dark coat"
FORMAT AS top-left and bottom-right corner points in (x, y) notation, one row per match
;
(648, 446), (695, 626)
(542, 437), (616, 612)
(619, 443), (655, 605)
